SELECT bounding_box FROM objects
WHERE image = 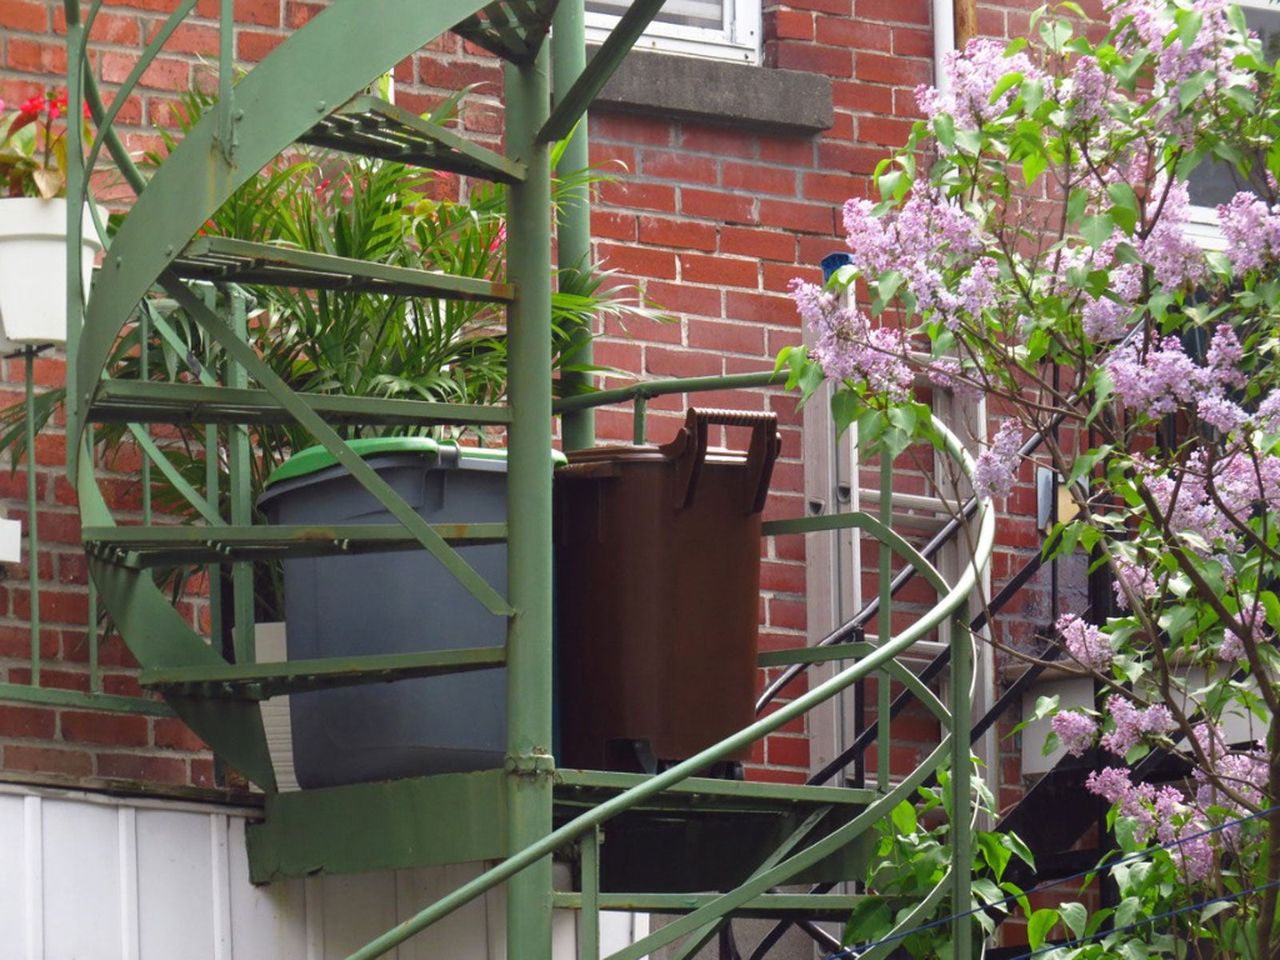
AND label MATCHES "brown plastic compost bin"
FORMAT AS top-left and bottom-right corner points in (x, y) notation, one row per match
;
(555, 408), (781, 772)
